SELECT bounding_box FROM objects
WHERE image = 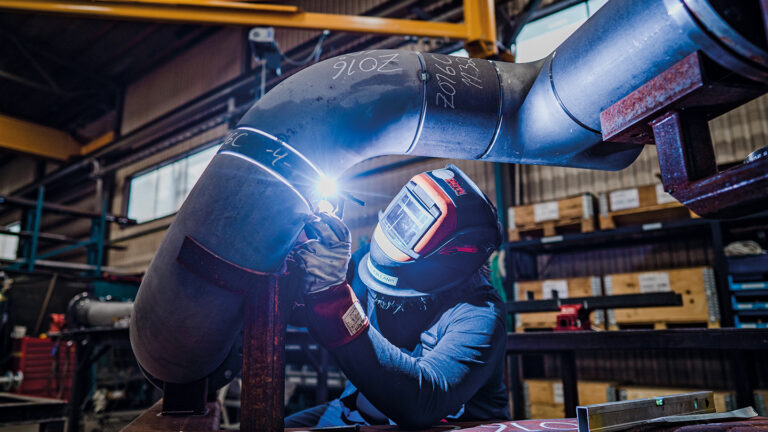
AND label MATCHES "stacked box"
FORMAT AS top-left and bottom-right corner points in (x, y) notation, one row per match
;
(604, 267), (719, 328)
(524, 379), (617, 419)
(507, 194), (596, 241)
(515, 277), (603, 331)
(598, 184), (695, 230)
(525, 379), (565, 419)
(618, 386), (735, 413)
(755, 390), (768, 417)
